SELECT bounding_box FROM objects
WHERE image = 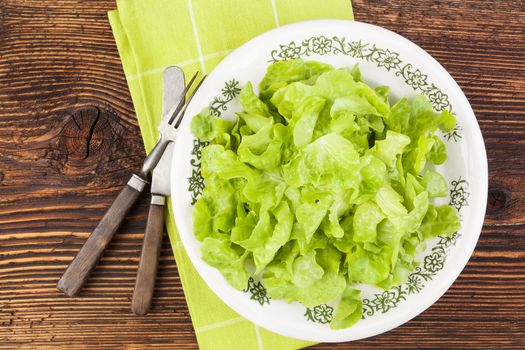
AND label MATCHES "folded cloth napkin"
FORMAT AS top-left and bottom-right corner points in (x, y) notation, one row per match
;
(108, 1), (353, 348)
